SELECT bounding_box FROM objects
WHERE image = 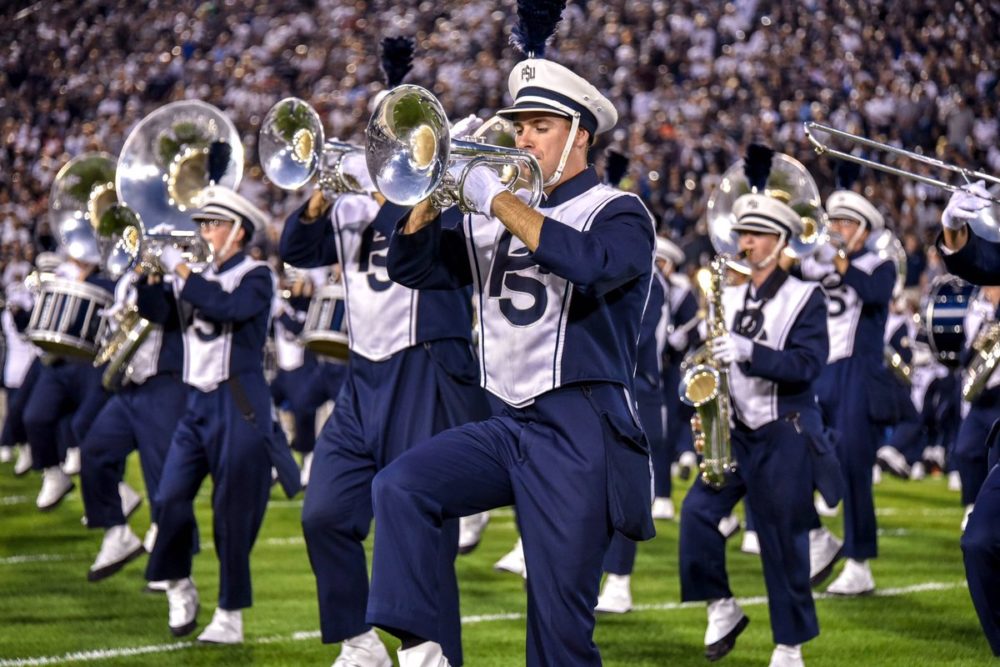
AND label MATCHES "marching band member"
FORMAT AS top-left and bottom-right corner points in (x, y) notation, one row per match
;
(0, 262), (43, 474)
(678, 150), (830, 667)
(78, 267), (188, 582)
(140, 185), (300, 644)
(281, 36), (491, 667)
(23, 241), (113, 510)
(368, 33), (656, 663)
(938, 181), (1000, 657)
(798, 177), (896, 596)
(269, 265), (320, 483)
